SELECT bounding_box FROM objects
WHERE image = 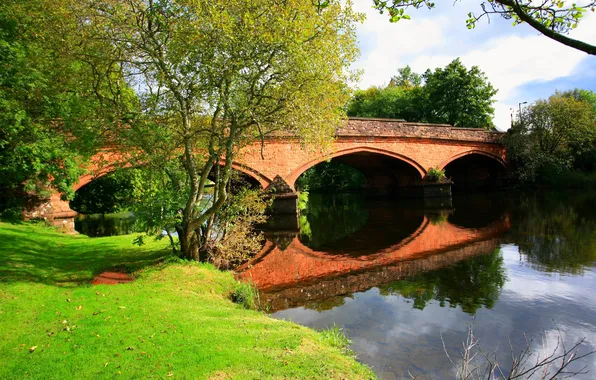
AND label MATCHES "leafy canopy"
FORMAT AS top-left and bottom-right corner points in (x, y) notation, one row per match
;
(0, 1), (113, 212)
(423, 58), (497, 129)
(504, 89), (596, 183)
(348, 59), (498, 129)
(60, 0), (362, 260)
